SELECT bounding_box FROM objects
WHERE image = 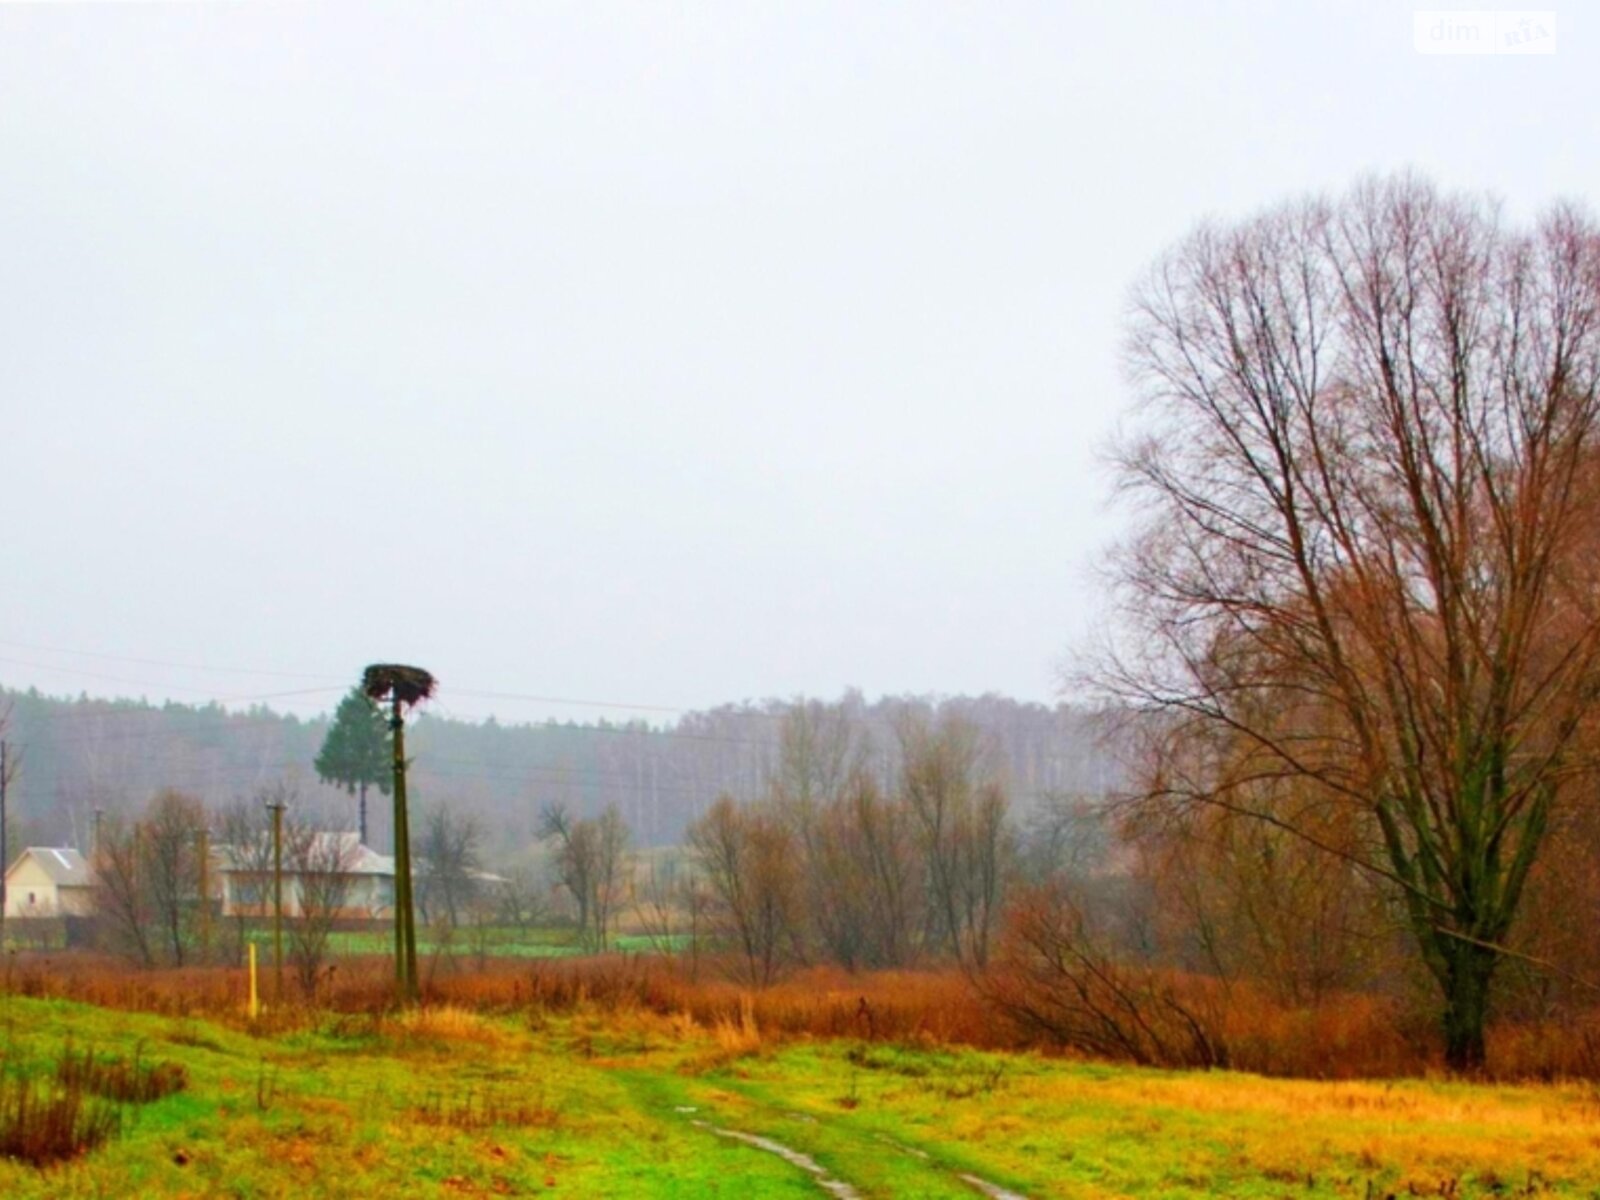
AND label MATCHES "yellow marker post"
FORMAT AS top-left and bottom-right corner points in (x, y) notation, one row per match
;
(248, 942), (259, 1019)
